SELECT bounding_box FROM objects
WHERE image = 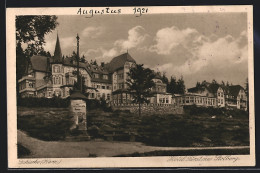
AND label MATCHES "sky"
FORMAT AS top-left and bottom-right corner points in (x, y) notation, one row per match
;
(42, 13), (248, 88)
